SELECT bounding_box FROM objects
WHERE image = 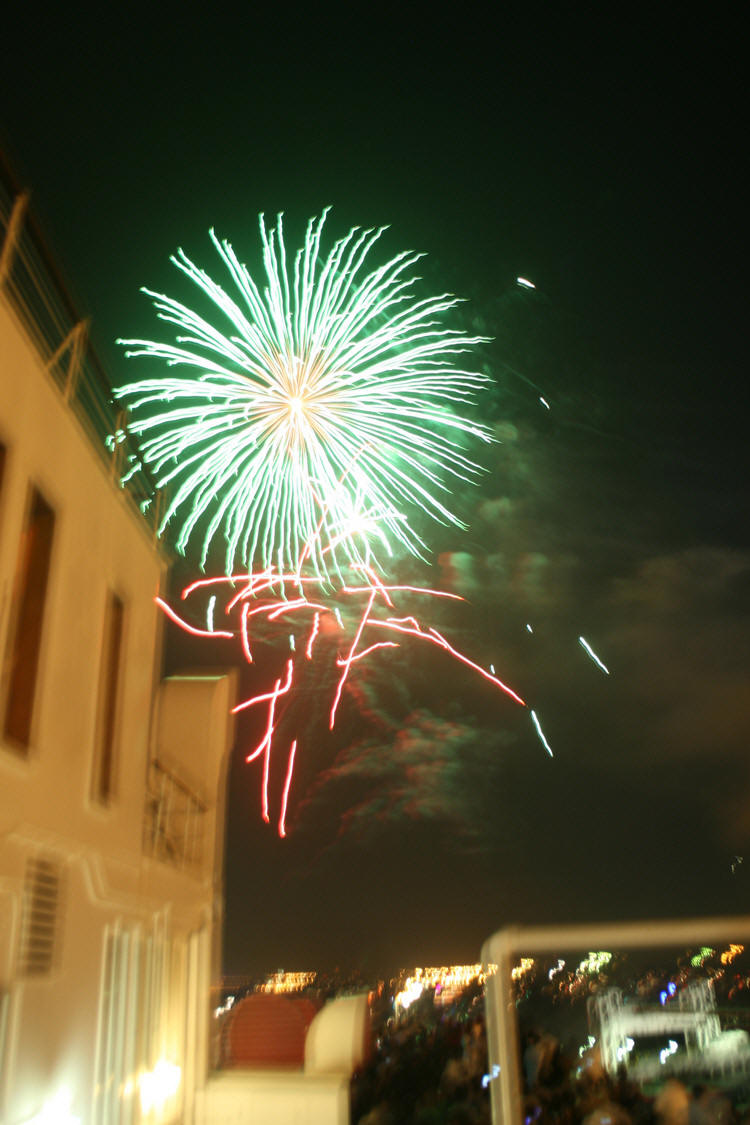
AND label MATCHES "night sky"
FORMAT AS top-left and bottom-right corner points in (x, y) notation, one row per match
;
(2, 11), (747, 977)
